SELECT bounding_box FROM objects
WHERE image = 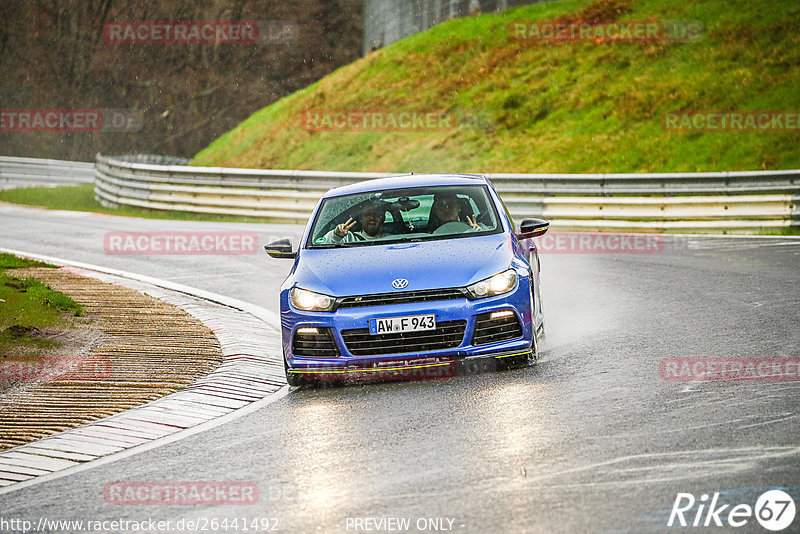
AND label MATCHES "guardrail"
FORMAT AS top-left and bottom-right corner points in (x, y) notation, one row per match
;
(0, 156), (95, 187)
(95, 154), (799, 232)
